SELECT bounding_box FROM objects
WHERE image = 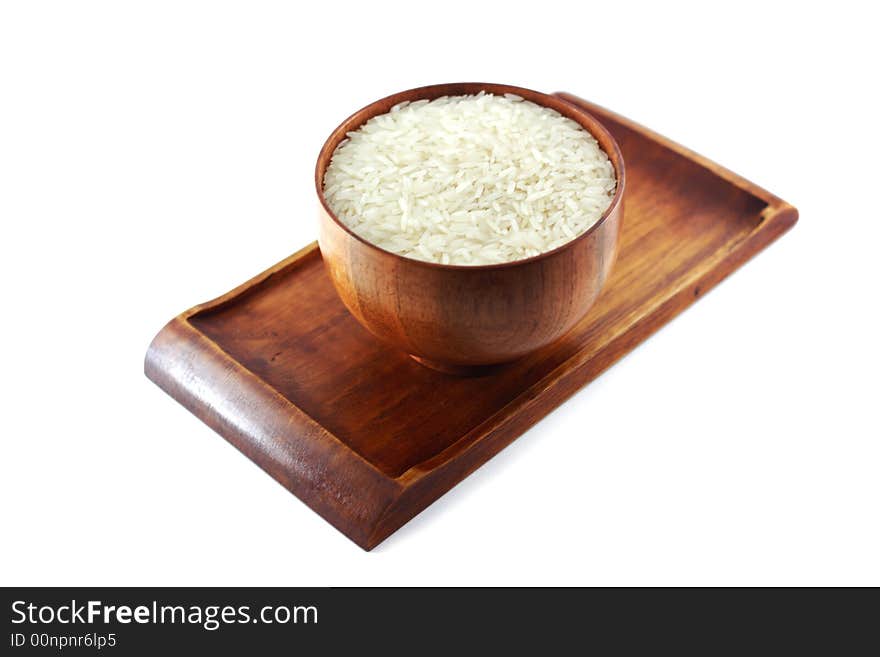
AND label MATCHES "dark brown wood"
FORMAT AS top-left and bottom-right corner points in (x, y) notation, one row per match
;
(145, 93), (797, 550)
(317, 83), (625, 373)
